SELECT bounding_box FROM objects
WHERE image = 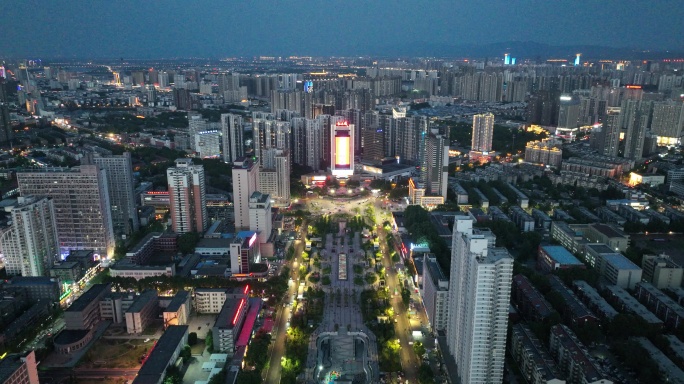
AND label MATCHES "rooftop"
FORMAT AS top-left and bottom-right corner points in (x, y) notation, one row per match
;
(133, 325), (189, 384)
(196, 238), (232, 249)
(602, 253), (641, 270)
(548, 276), (597, 321)
(541, 245), (584, 266)
(573, 280), (619, 319)
(551, 324), (608, 383)
(605, 285), (662, 324)
(215, 297), (247, 330)
(127, 290), (158, 314)
(165, 291), (190, 313)
(0, 352), (31, 383)
(426, 257), (448, 288)
(66, 283), (110, 312)
(585, 243), (615, 255)
(590, 223), (628, 239)
(9, 276), (59, 286)
(513, 274), (554, 318)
